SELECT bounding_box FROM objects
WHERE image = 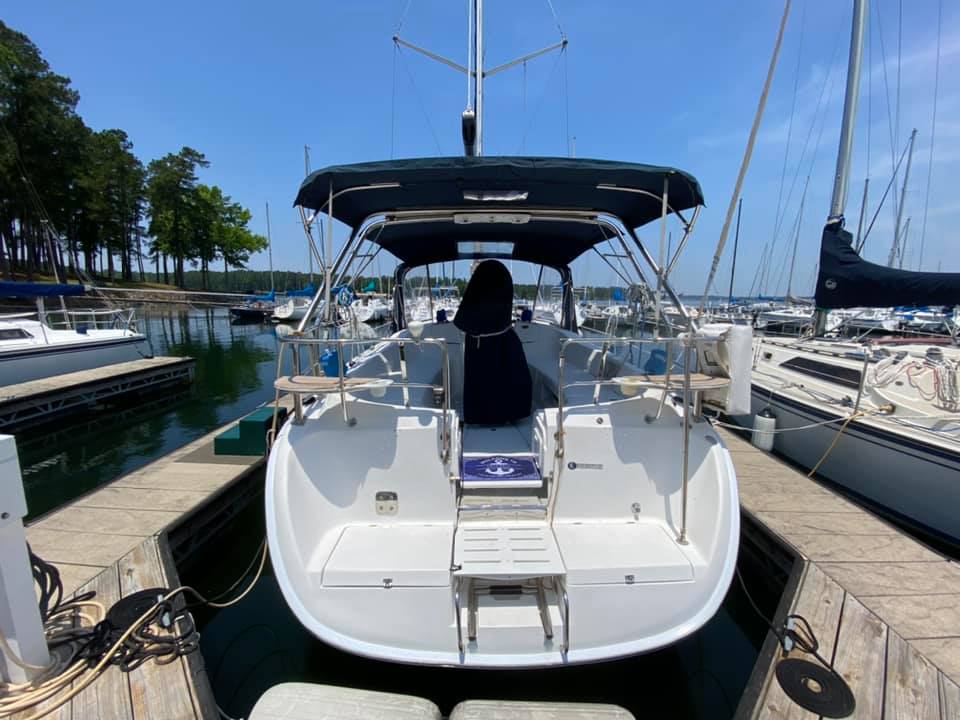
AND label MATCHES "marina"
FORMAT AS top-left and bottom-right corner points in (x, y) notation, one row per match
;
(4, 396), (957, 717)
(2, 0), (959, 717)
